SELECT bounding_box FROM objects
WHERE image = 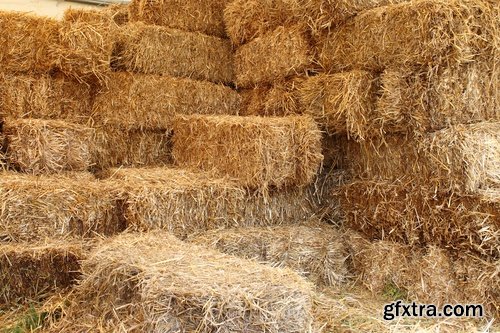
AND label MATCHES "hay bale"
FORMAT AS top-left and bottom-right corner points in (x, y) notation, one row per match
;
(63, 5), (129, 26)
(317, 0), (496, 72)
(338, 180), (500, 258)
(188, 224), (349, 287)
(239, 77), (305, 116)
(3, 118), (95, 174)
(0, 72), (93, 122)
(0, 241), (84, 305)
(104, 167), (316, 238)
(92, 72), (241, 130)
(224, 0), (300, 46)
(299, 71), (379, 137)
(129, 0), (230, 38)
(345, 122), (500, 194)
(172, 115), (323, 190)
(93, 126), (171, 170)
(0, 11), (59, 73)
(235, 25), (312, 88)
(52, 232), (314, 332)
(116, 22), (234, 84)
(0, 173), (124, 242)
